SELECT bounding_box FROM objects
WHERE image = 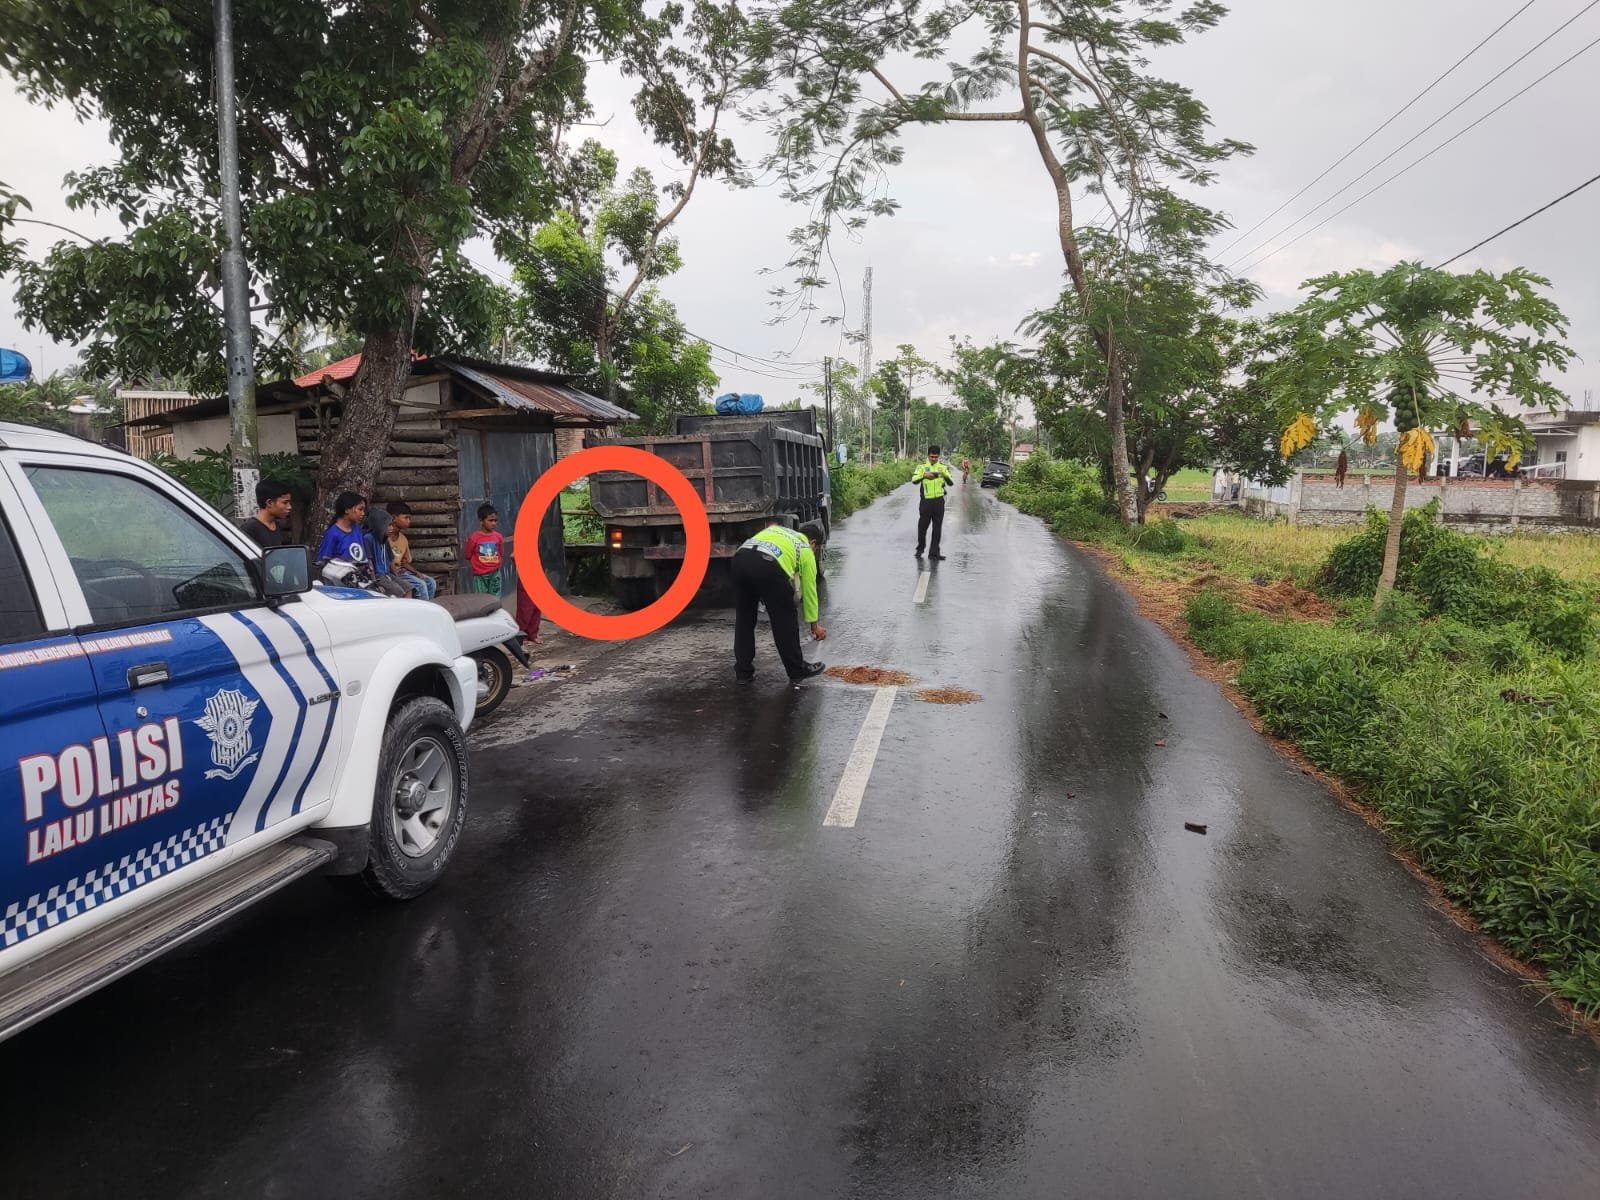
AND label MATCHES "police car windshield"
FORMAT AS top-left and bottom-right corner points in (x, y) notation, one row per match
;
(27, 466), (257, 624)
